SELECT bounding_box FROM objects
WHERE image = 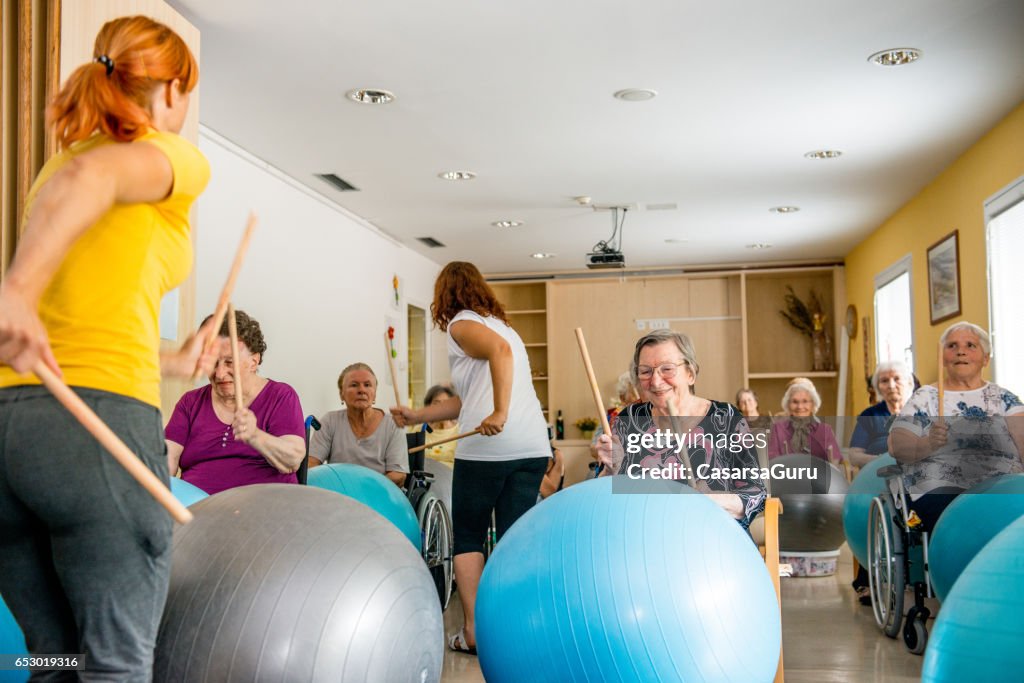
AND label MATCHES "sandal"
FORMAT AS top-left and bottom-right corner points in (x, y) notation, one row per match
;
(448, 628), (477, 655)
